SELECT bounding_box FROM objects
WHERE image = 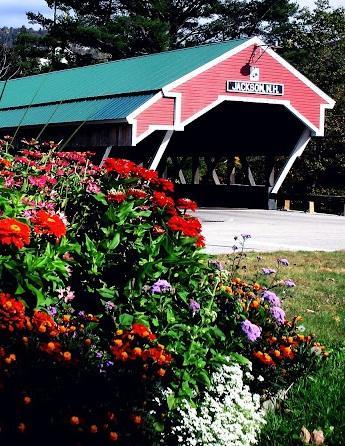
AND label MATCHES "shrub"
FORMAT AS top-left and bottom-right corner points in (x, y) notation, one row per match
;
(0, 137), (326, 444)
